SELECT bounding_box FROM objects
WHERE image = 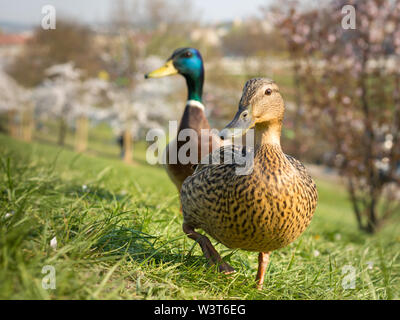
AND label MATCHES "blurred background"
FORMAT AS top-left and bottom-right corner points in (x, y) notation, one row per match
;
(0, 0), (399, 234)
